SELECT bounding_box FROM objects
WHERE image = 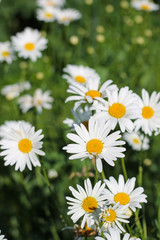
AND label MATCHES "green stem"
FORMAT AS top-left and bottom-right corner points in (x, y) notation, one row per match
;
(135, 211), (144, 239)
(121, 157), (128, 181)
(101, 170), (106, 180)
